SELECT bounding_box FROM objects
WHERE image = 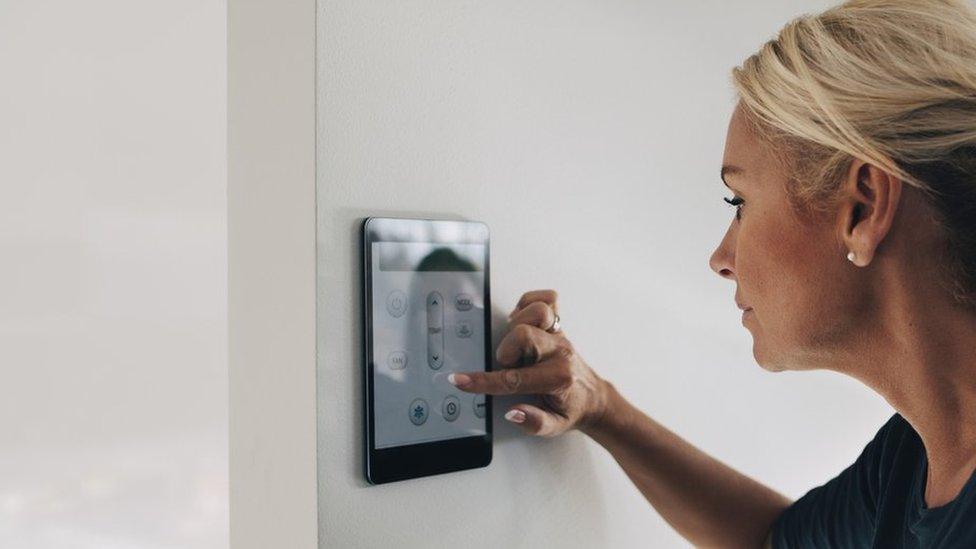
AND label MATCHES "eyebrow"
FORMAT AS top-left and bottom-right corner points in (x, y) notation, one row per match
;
(720, 165), (744, 189)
